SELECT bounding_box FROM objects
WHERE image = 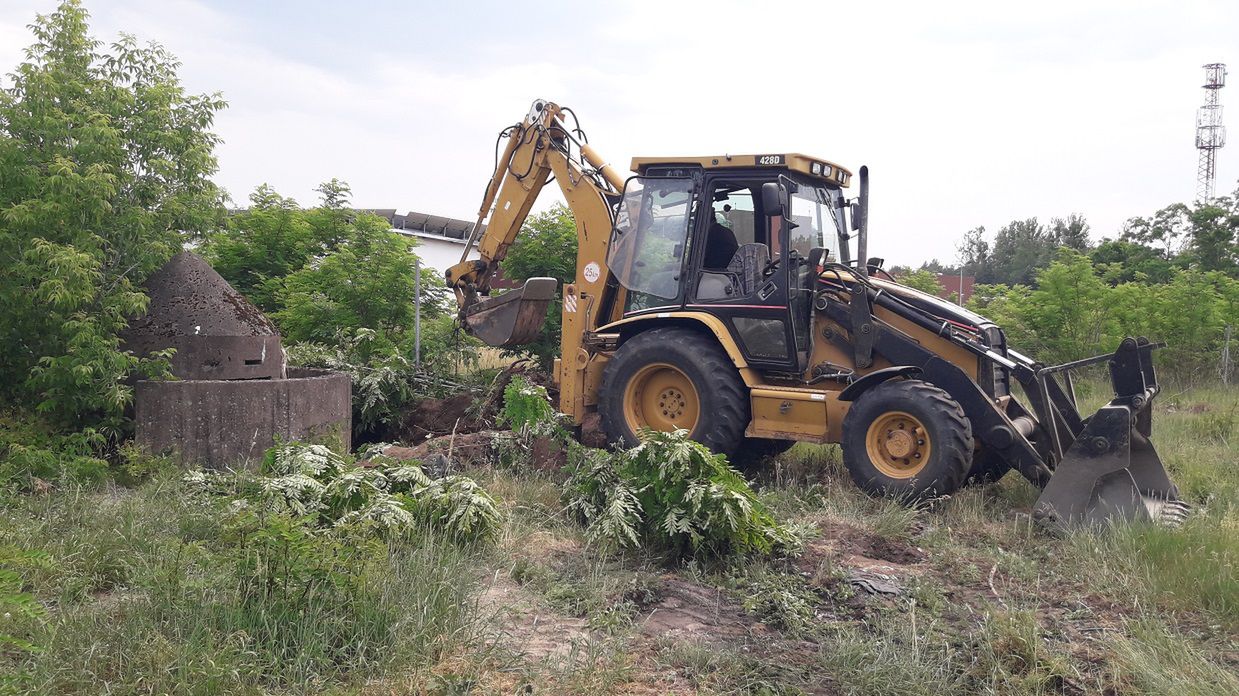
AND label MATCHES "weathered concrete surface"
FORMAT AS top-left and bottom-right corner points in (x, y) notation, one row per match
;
(123, 252), (285, 380)
(136, 368), (351, 469)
